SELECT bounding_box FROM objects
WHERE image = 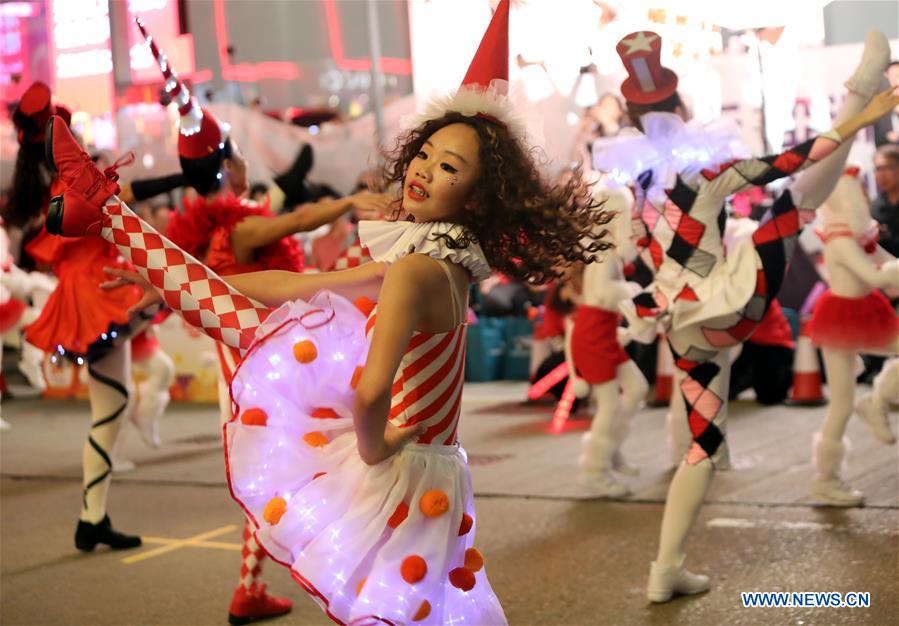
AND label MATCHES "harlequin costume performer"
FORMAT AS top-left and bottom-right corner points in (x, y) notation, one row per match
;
(133, 18), (296, 624)
(7, 82), (183, 552)
(44, 3), (610, 621)
(567, 184), (648, 496)
(806, 168), (899, 505)
(592, 29), (896, 602)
